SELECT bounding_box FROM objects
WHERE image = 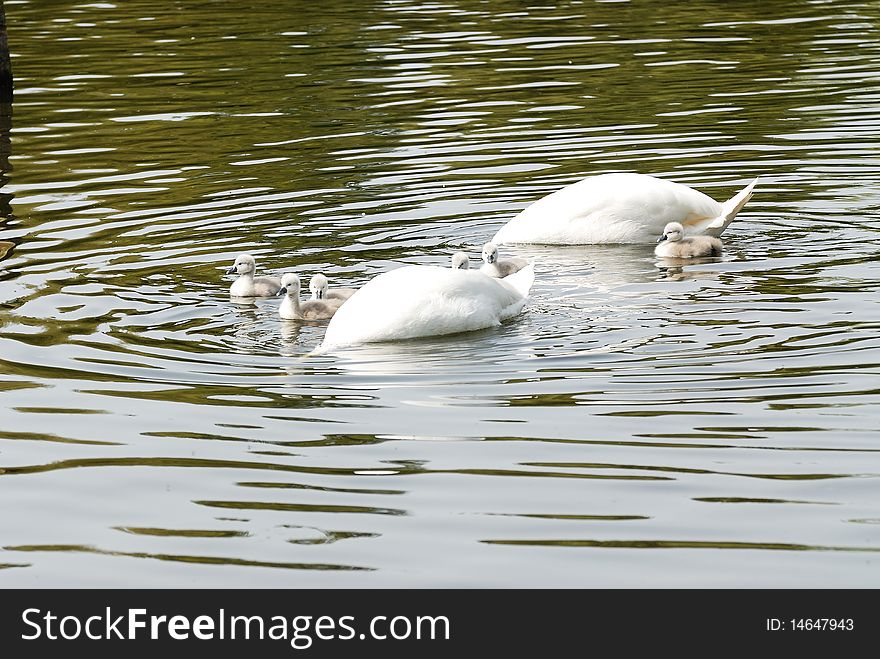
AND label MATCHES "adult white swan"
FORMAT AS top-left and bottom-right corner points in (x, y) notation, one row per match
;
(318, 264), (535, 350)
(492, 173), (757, 245)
